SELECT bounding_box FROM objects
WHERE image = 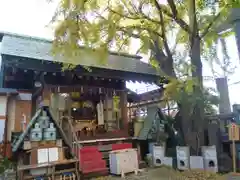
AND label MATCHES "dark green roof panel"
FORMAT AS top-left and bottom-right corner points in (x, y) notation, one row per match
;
(0, 33), (159, 76)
